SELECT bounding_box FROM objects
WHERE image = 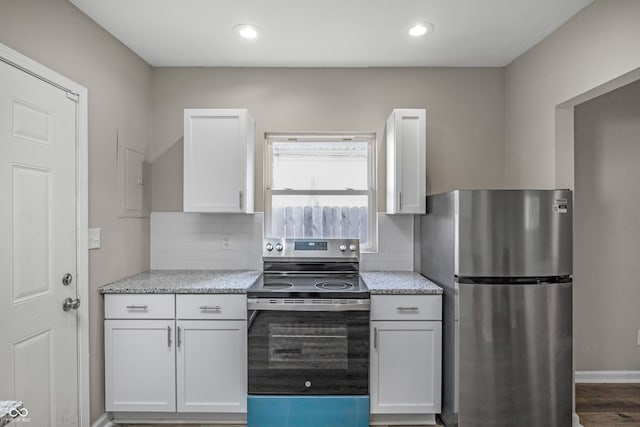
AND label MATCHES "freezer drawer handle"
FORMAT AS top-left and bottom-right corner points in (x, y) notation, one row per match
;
(199, 305), (222, 311)
(396, 306), (419, 312)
